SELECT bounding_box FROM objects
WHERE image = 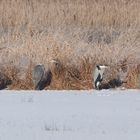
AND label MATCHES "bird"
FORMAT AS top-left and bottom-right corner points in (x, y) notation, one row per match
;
(93, 64), (108, 90)
(0, 72), (11, 90)
(49, 59), (62, 78)
(93, 64), (127, 90)
(32, 59), (63, 90)
(32, 64), (52, 90)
